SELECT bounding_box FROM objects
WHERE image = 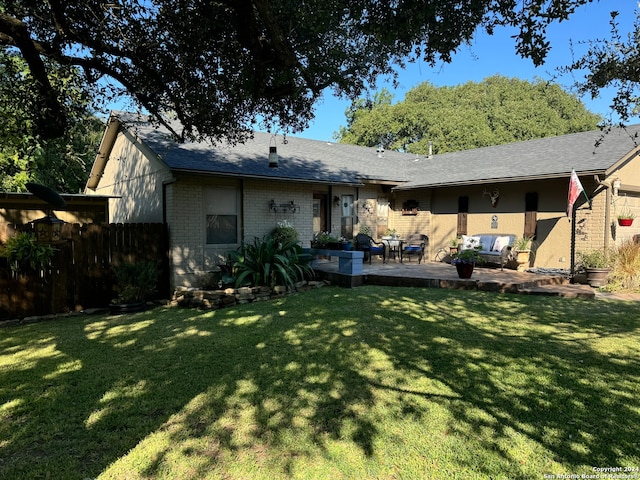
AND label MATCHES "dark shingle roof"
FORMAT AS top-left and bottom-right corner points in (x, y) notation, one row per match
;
(115, 112), (640, 189)
(397, 126), (640, 189)
(118, 113), (412, 186)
